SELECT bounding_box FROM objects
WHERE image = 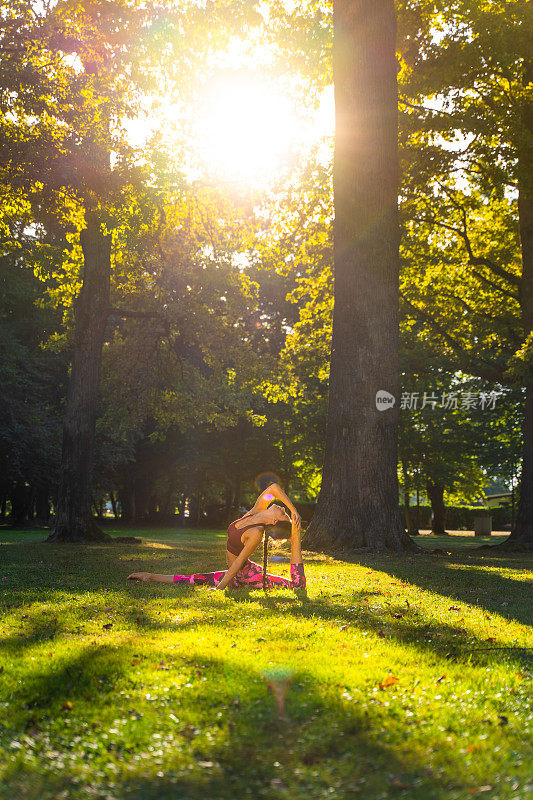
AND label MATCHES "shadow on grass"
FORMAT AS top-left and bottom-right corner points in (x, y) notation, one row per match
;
(4, 581), (528, 677)
(2, 537), (530, 798)
(337, 550), (533, 627)
(0, 646), (464, 800)
(1, 535), (530, 668)
(8, 642), (129, 714)
(0, 536), (325, 607)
